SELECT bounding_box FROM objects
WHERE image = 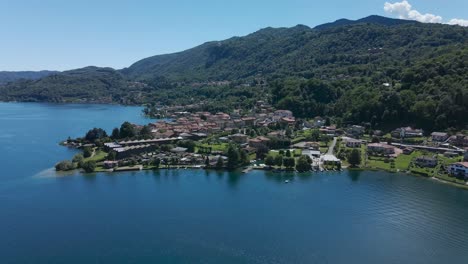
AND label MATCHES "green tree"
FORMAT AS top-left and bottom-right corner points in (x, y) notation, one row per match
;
(264, 155), (275, 167)
(81, 161), (96, 173)
(83, 147), (93, 158)
(72, 154), (84, 168)
(140, 125), (152, 138)
(107, 151), (117, 161)
(119, 122), (136, 138)
(152, 158), (161, 168)
(285, 149), (291, 157)
(111, 127), (120, 139)
(296, 155), (312, 172)
(348, 149), (361, 167)
(274, 155), (284, 168)
(85, 128), (108, 143)
(55, 160), (76, 171)
(215, 156), (224, 169)
(227, 145), (240, 169)
(283, 157), (295, 169)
